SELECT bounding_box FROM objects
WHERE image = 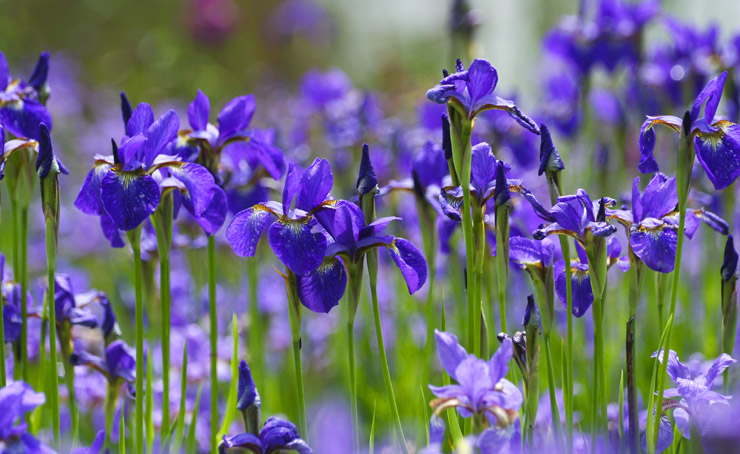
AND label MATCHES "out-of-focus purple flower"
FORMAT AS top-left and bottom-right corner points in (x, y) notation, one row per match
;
(426, 59), (539, 133)
(70, 339), (136, 387)
(188, 0), (241, 45)
(653, 349), (737, 441)
(267, 0), (334, 44)
(71, 430), (105, 454)
(429, 330), (522, 426)
(0, 381), (55, 453)
(0, 51), (52, 140)
(219, 416), (312, 453)
(639, 71), (740, 190)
